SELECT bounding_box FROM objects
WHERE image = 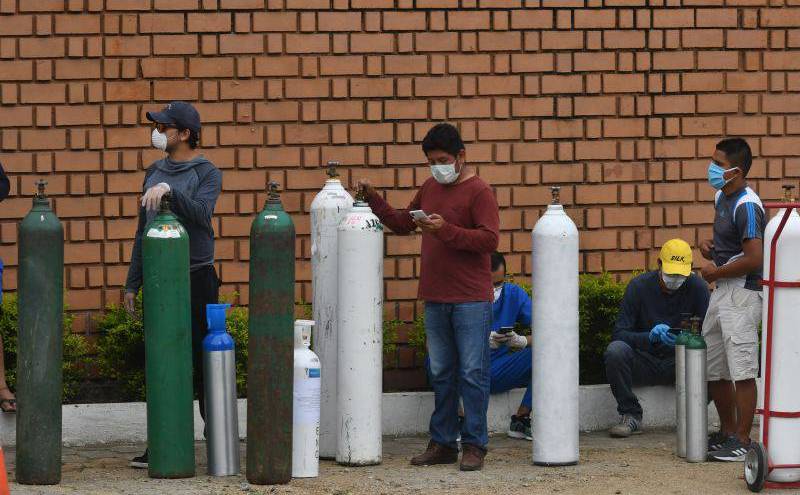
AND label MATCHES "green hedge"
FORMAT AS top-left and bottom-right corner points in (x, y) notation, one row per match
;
(94, 295), (399, 402)
(0, 293), (89, 401)
(407, 272), (630, 385)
